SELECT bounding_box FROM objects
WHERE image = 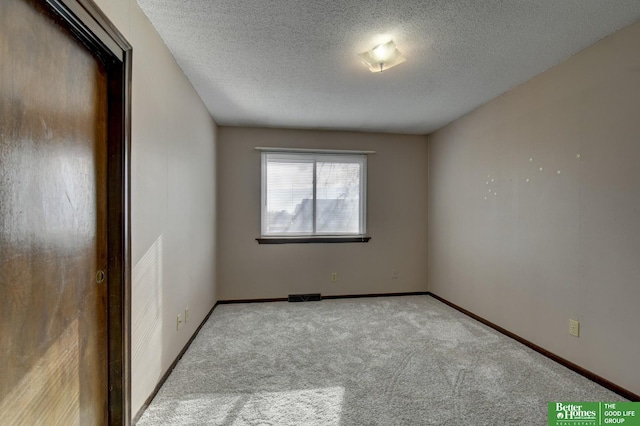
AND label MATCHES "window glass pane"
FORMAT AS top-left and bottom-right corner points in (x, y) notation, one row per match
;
(316, 161), (361, 234)
(262, 152), (366, 237)
(265, 158), (313, 234)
